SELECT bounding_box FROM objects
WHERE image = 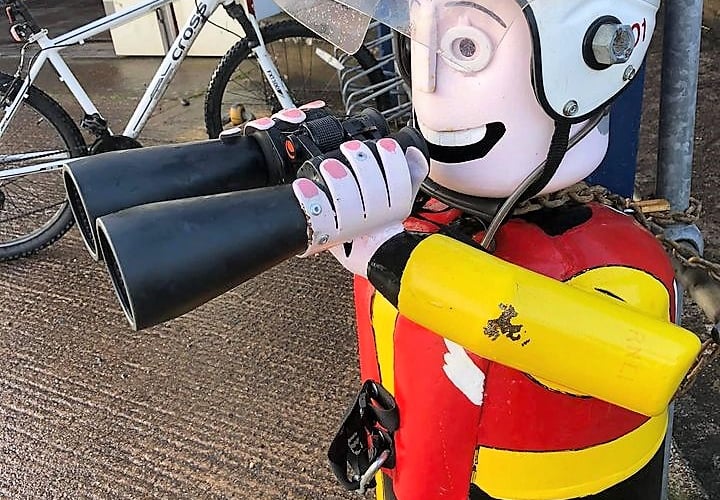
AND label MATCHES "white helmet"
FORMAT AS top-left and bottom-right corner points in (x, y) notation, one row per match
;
(276, 0), (660, 199)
